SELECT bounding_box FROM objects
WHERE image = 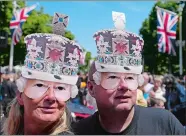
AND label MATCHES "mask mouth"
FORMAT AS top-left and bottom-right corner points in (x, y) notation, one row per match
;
(39, 106), (57, 109)
(115, 95), (130, 99)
